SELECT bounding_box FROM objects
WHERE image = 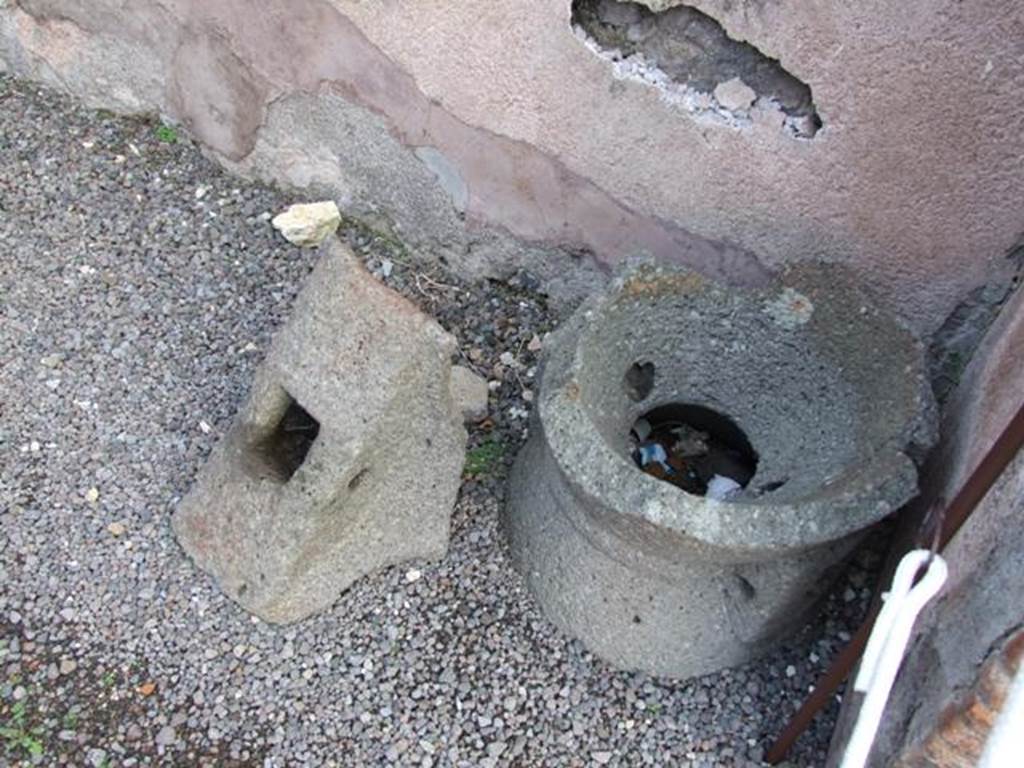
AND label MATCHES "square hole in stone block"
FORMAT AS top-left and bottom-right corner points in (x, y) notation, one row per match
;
(250, 393), (320, 482)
